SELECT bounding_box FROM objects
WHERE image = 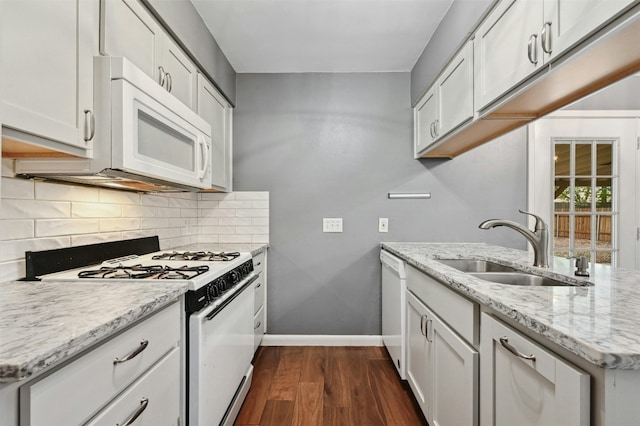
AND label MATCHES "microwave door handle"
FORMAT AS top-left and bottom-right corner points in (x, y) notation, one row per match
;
(197, 136), (210, 179)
